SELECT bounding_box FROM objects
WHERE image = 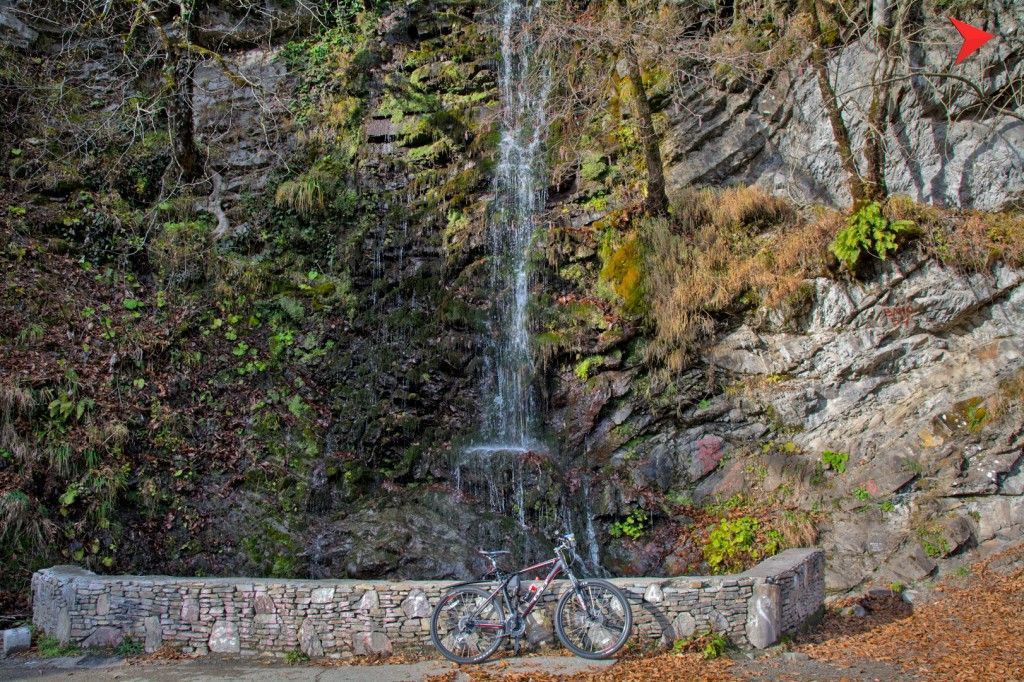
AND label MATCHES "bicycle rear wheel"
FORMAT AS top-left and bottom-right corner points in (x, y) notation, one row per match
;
(430, 585), (506, 664)
(554, 579), (632, 659)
